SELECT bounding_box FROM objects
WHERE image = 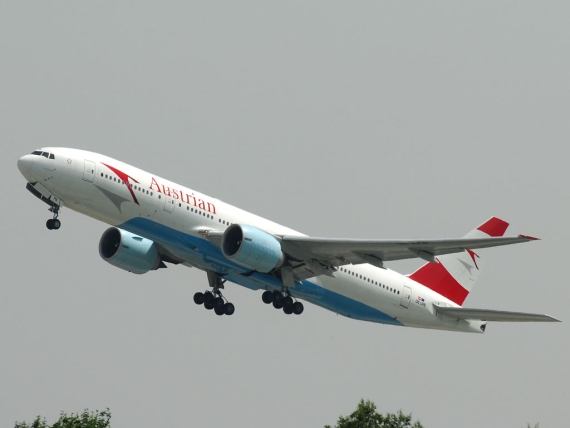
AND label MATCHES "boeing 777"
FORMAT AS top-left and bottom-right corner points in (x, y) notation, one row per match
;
(17, 148), (559, 332)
